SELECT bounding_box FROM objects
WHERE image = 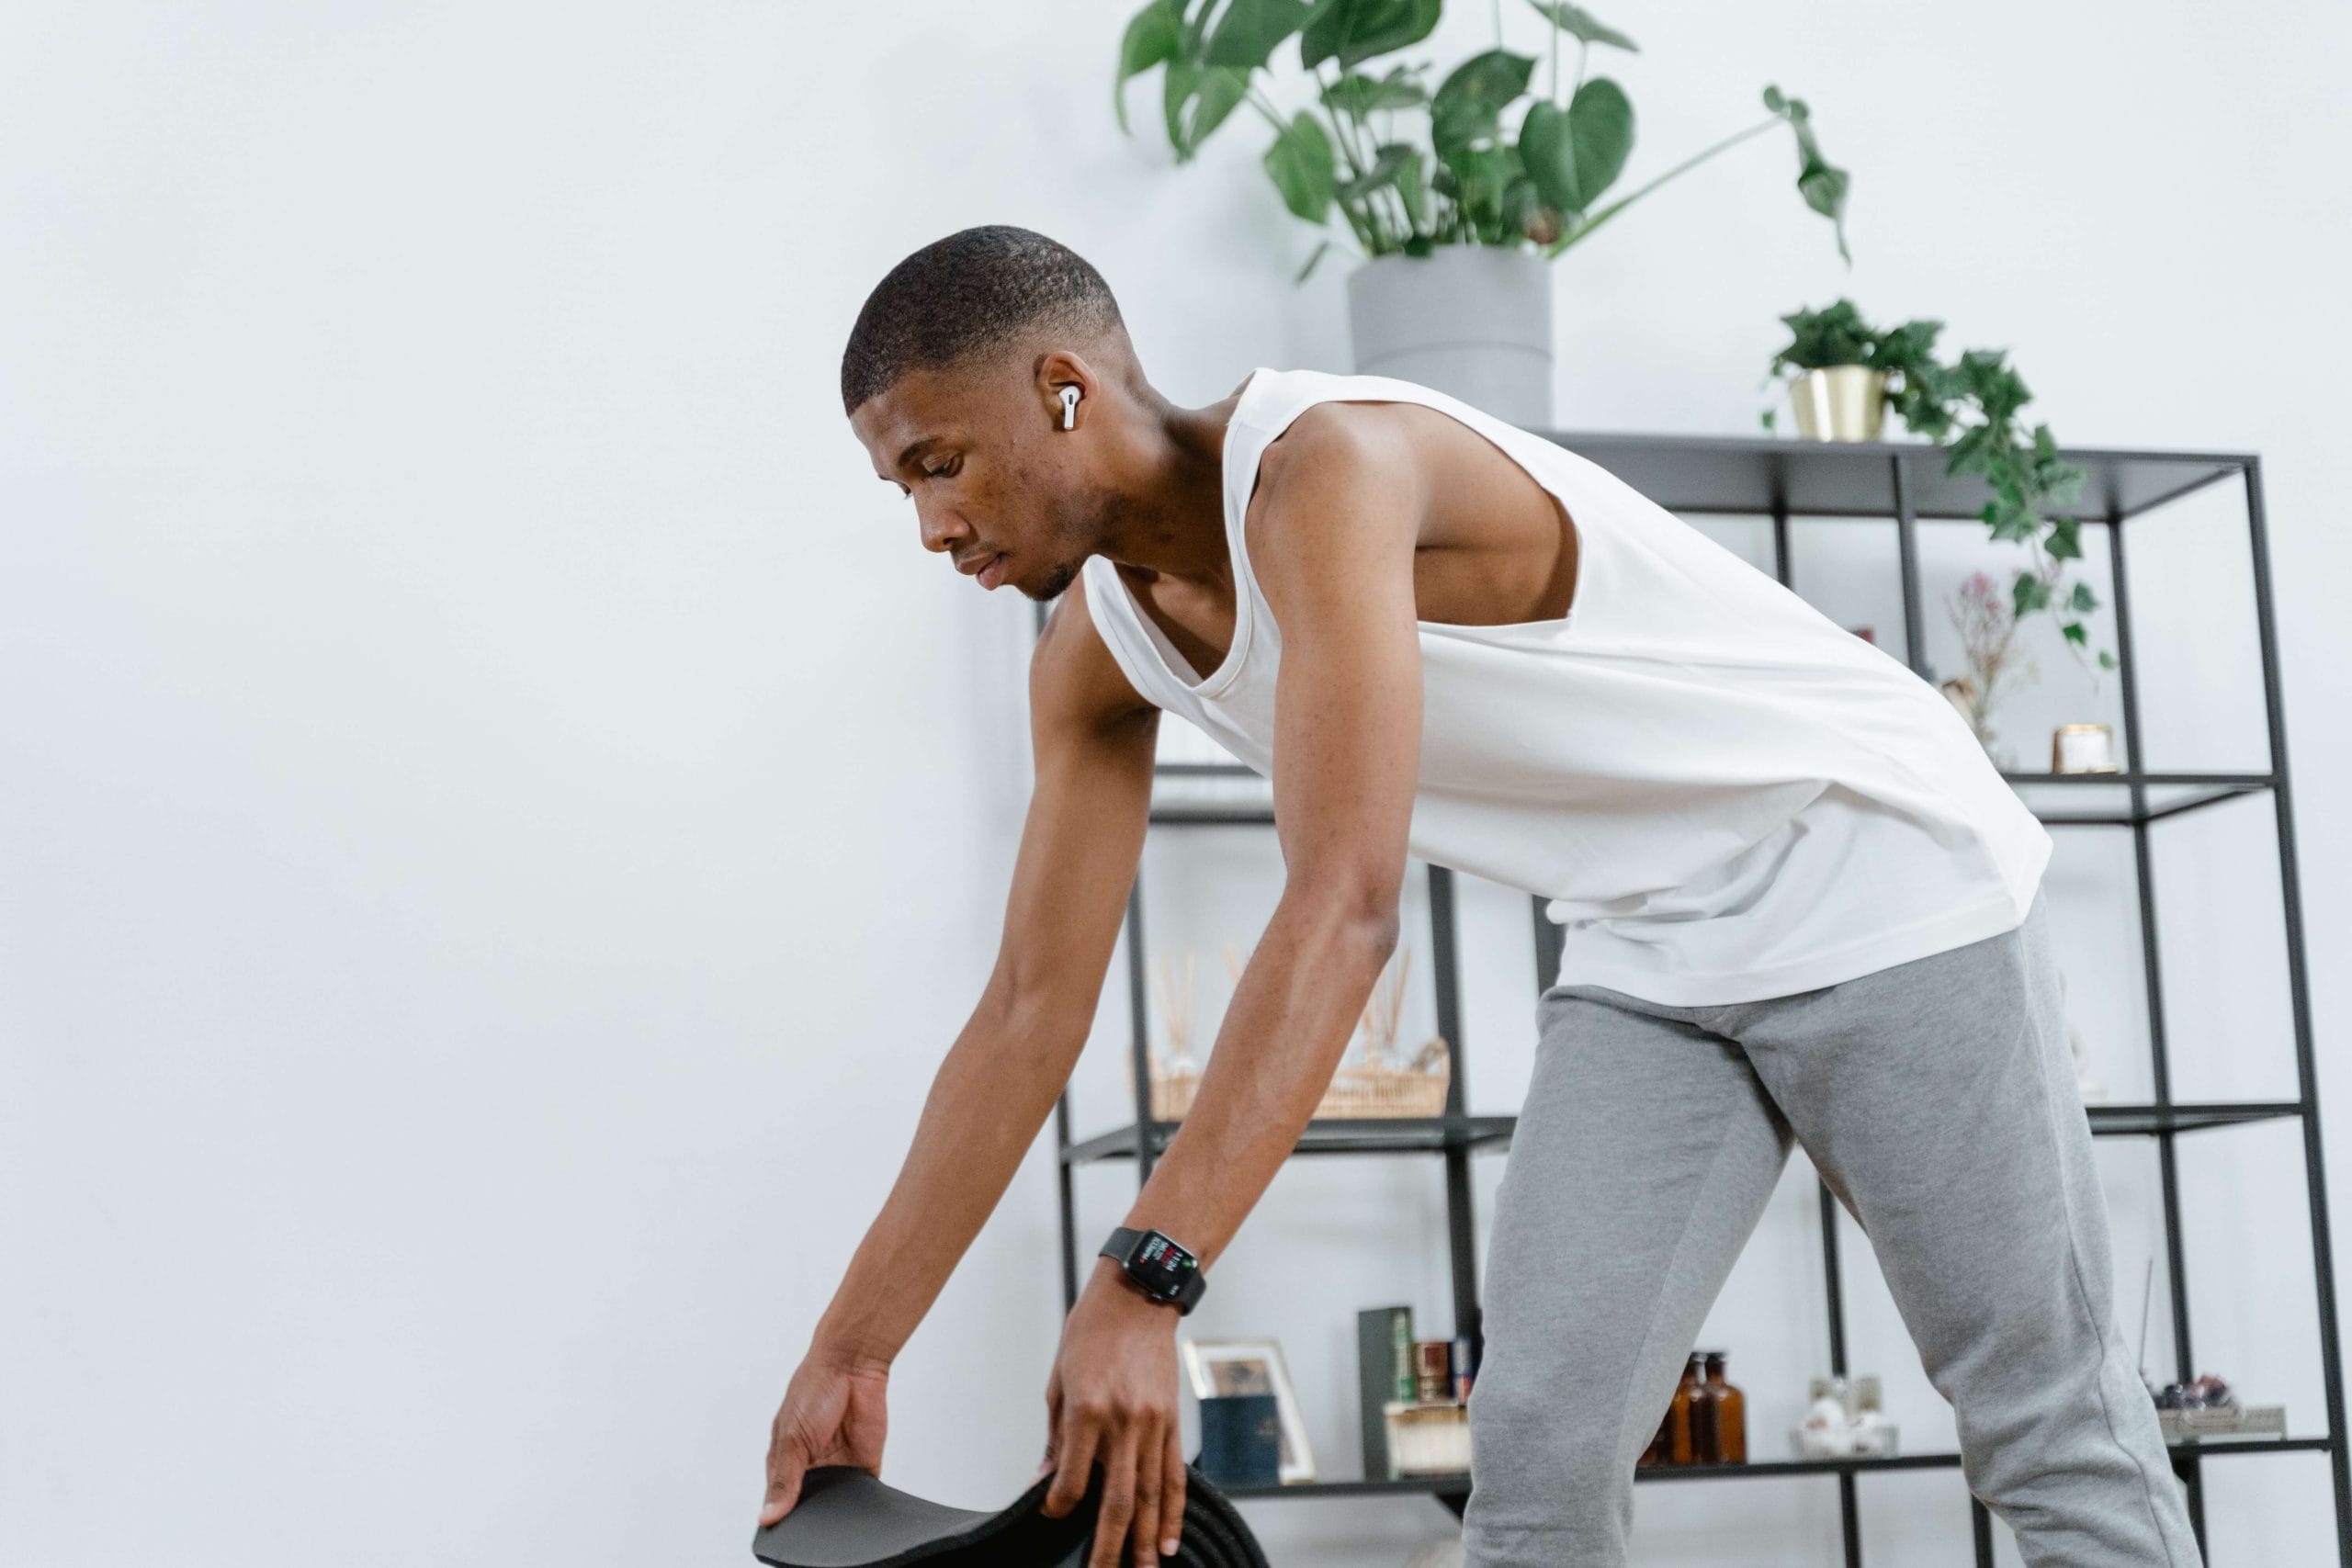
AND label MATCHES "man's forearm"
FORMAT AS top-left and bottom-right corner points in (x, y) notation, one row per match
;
(1118, 892), (1397, 1271)
(808, 985), (1087, 1367)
